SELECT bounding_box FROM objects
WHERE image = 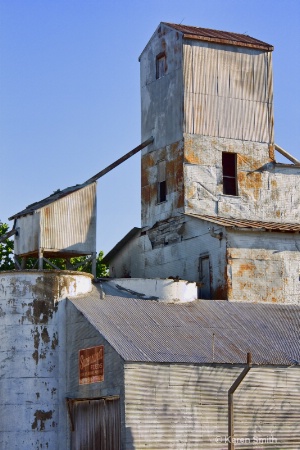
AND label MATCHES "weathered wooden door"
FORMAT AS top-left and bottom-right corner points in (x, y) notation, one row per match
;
(71, 398), (120, 450)
(199, 255), (211, 299)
